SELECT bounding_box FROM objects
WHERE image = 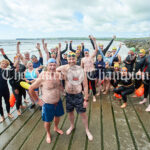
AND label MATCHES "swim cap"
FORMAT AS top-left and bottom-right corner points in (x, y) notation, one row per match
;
(121, 67), (128, 72)
(139, 49), (146, 55)
(47, 58), (56, 64)
(112, 47), (117, 50)
(77, 45), (81, 49)
(31, 55), (37, 59)
(114, 63), (120, 68)
(99, 44), (103, 47)
(130, 47), (135, 52)
(63, 52), (68, 55)
(84, 48), (89, 52)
